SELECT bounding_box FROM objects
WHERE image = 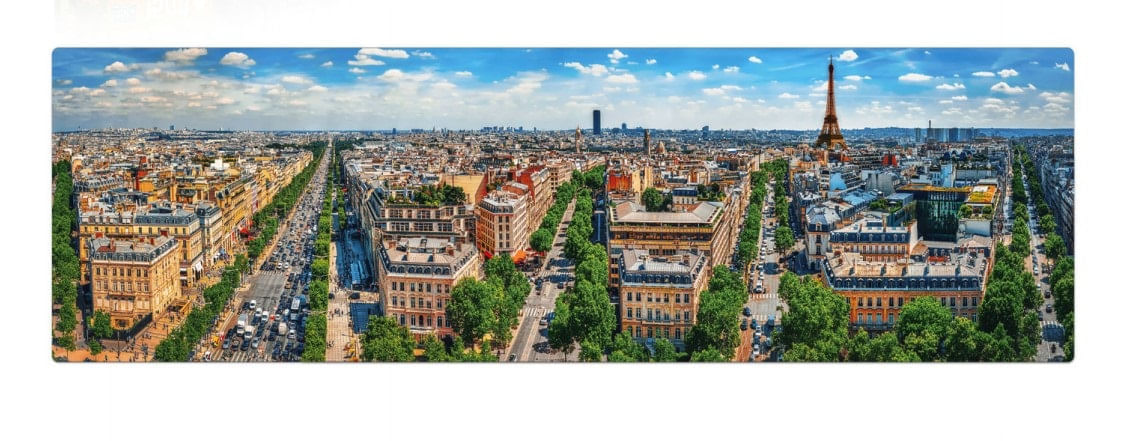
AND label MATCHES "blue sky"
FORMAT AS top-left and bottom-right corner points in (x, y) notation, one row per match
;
(52, 48), (1074, 131)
